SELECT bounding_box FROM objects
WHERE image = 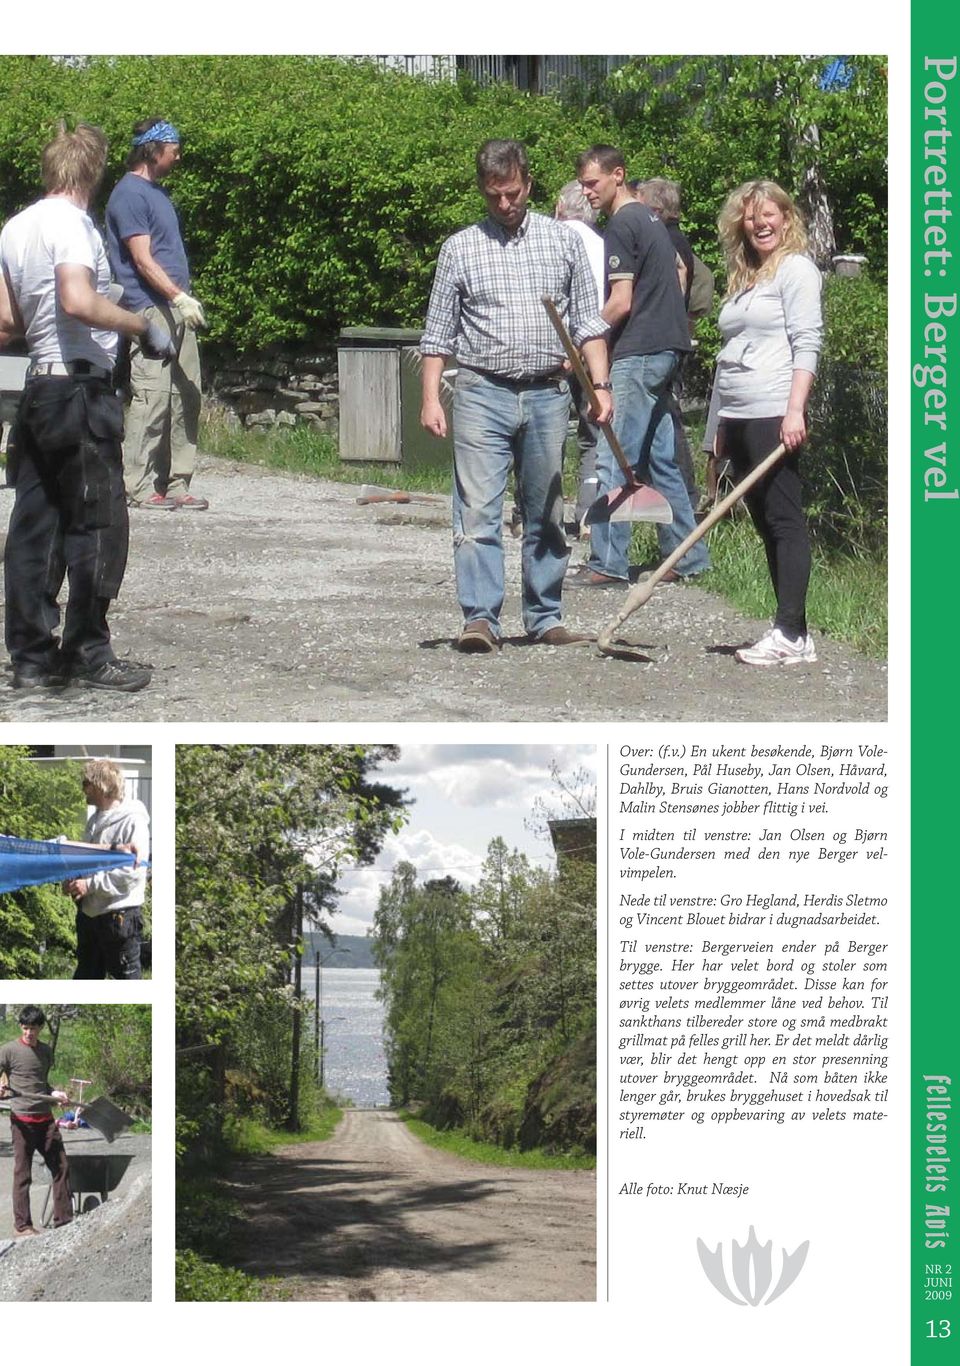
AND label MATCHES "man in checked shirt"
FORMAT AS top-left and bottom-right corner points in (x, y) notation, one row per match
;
(420, 139), (613, 653)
